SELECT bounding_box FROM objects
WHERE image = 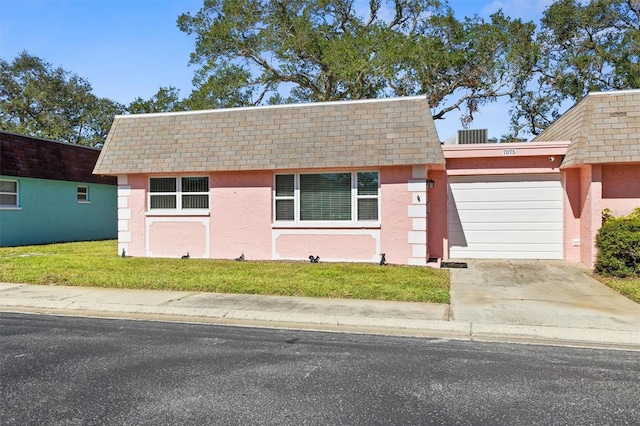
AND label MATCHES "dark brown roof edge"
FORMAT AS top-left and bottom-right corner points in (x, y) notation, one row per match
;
(0, 131), (116, 185)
